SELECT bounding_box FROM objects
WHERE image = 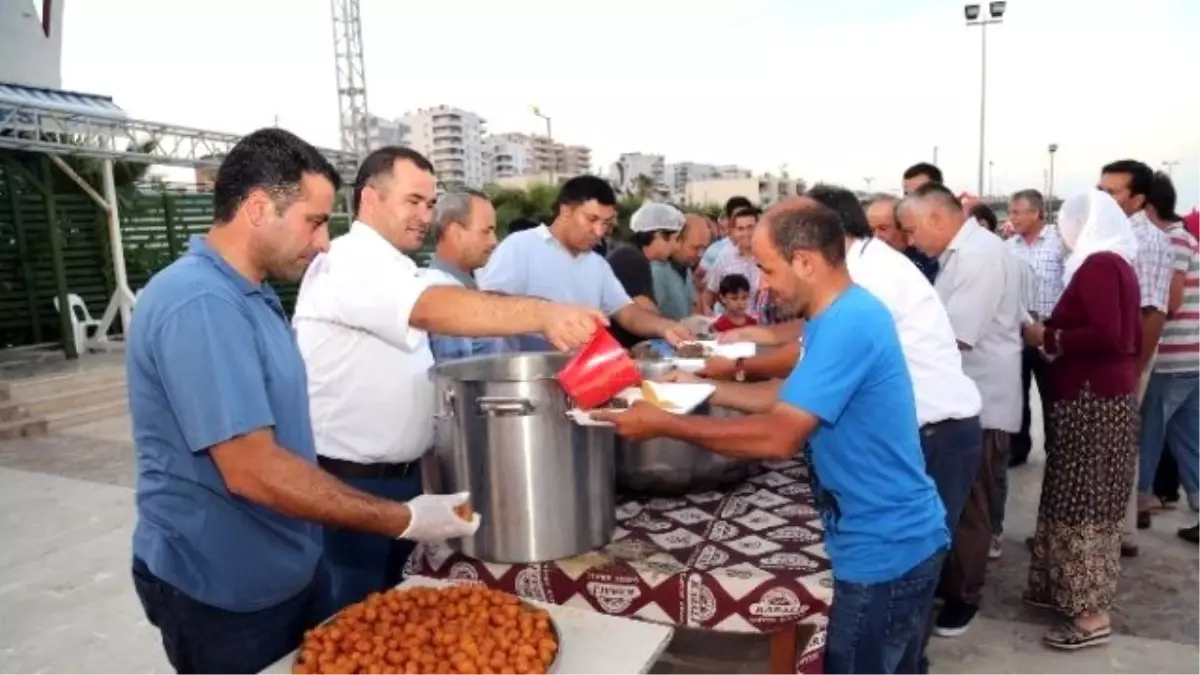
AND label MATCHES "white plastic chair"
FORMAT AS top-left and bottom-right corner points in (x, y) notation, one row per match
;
(53, 293), (102, 353)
